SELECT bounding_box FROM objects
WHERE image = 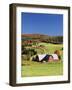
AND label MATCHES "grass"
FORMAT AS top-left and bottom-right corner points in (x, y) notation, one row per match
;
(21, 43), (63, 77)
(21, 61), (63, 77)
(38, 43), (63, 54)
(26, 43), (63, 54)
